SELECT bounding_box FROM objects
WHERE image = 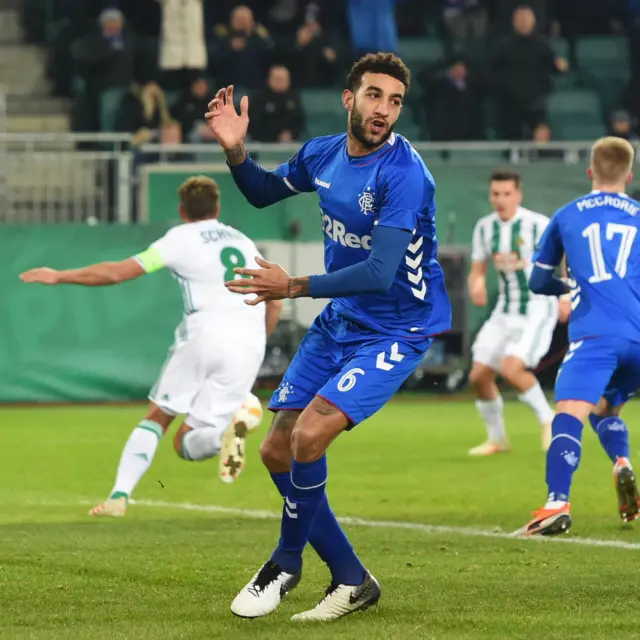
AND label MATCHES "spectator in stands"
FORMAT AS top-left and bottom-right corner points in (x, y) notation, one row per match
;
(210, 5), (274, 90)
(291, 4), (340, 87)
(442, 0), (489, 41)
(346, 0), (399, 56)
(608, 109), (640, 141)
(116, 78), (172, 146)
(419, 57), (486, 140)
(158, 0), (207, 90)
(492, 6), (568, 140)
(71, 8), (136, 132)
(248, 65), (306, 142)
(494, 0), (549, 34)
(172, 76), (218, 143)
